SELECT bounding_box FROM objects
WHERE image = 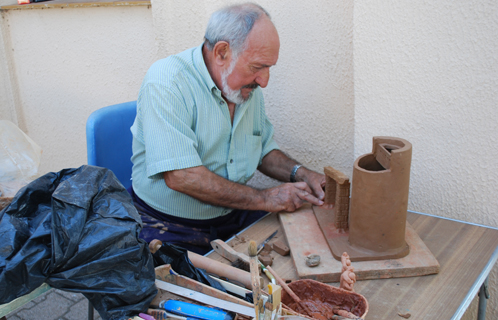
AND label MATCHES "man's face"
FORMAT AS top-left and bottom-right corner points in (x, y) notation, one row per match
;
(221, 17), (280, 104)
